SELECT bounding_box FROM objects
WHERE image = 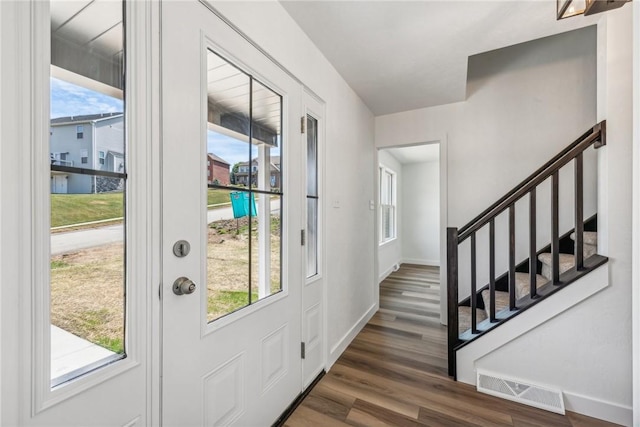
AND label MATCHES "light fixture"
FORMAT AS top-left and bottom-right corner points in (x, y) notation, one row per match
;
(557, 0), (631, 20)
